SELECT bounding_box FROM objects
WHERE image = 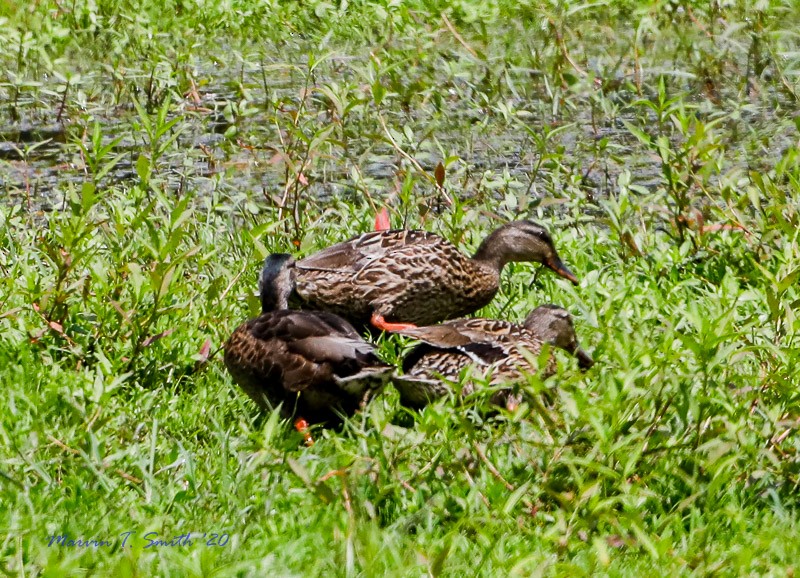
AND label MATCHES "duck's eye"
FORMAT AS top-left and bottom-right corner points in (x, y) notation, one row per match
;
(528, 228), (551, 244)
